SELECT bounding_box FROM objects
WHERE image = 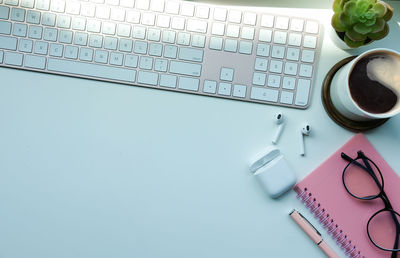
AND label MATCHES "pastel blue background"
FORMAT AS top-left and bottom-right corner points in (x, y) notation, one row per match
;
(1, 1), (400, 257)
